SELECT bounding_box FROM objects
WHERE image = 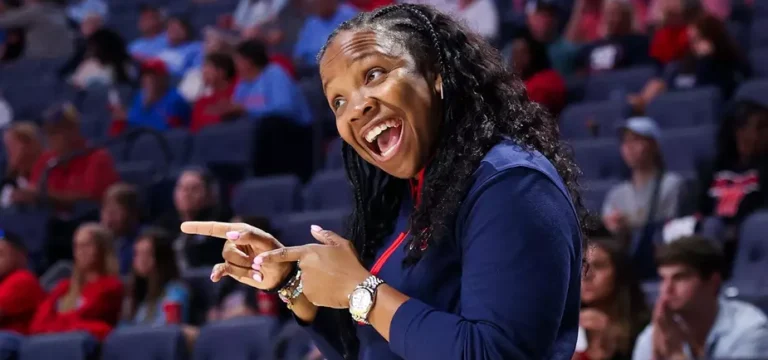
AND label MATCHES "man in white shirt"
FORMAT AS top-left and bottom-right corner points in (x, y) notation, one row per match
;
(400, 0), (499, 40)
